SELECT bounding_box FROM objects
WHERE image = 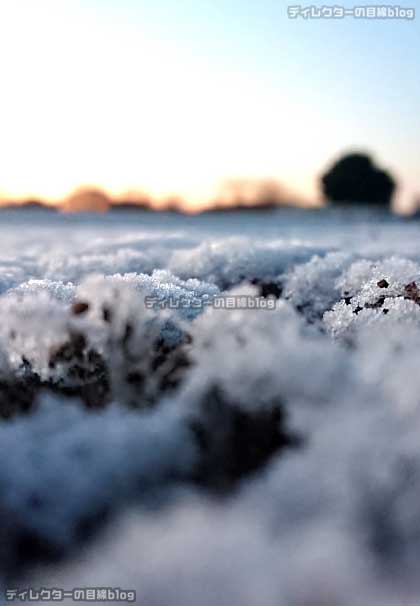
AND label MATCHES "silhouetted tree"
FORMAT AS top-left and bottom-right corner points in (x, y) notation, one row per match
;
(321, 153), (396, 206)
